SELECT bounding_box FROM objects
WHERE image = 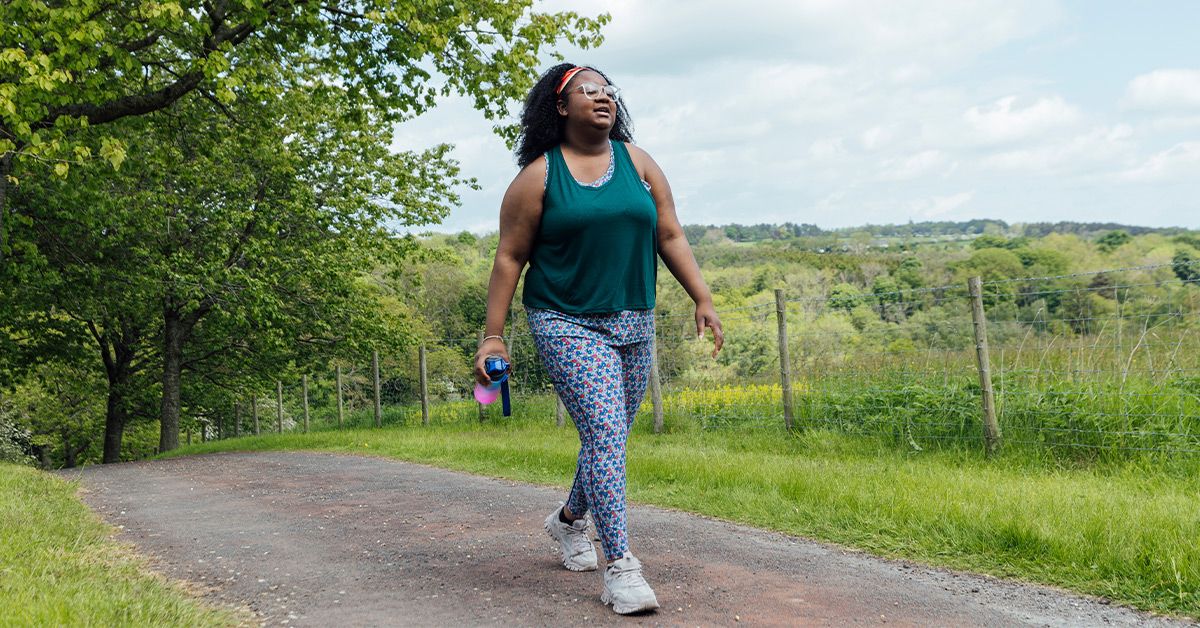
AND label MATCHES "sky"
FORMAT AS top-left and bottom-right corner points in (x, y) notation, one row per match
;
(392, 0), (1200, 234)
